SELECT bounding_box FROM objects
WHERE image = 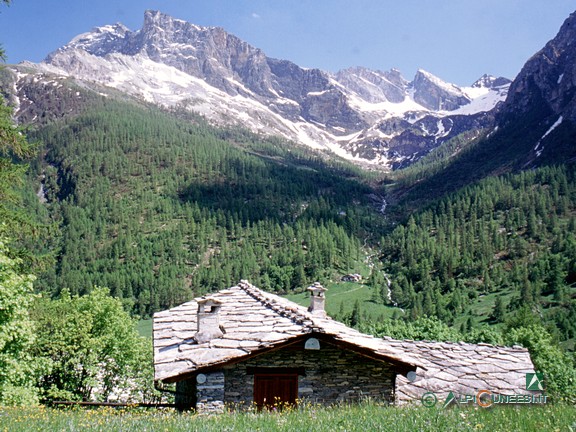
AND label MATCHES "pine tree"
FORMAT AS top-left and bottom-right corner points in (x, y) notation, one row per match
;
(466, 317), (473, 333)
(490, 296), (506, 323)
(350, 300), (361, 327)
